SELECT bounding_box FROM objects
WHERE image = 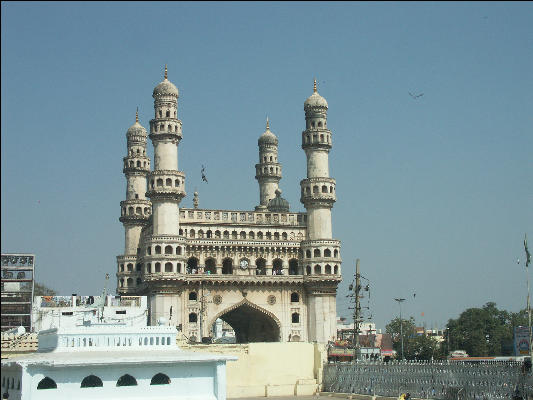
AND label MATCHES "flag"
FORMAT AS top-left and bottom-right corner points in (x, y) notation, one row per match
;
(526, 234), (531, 268)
